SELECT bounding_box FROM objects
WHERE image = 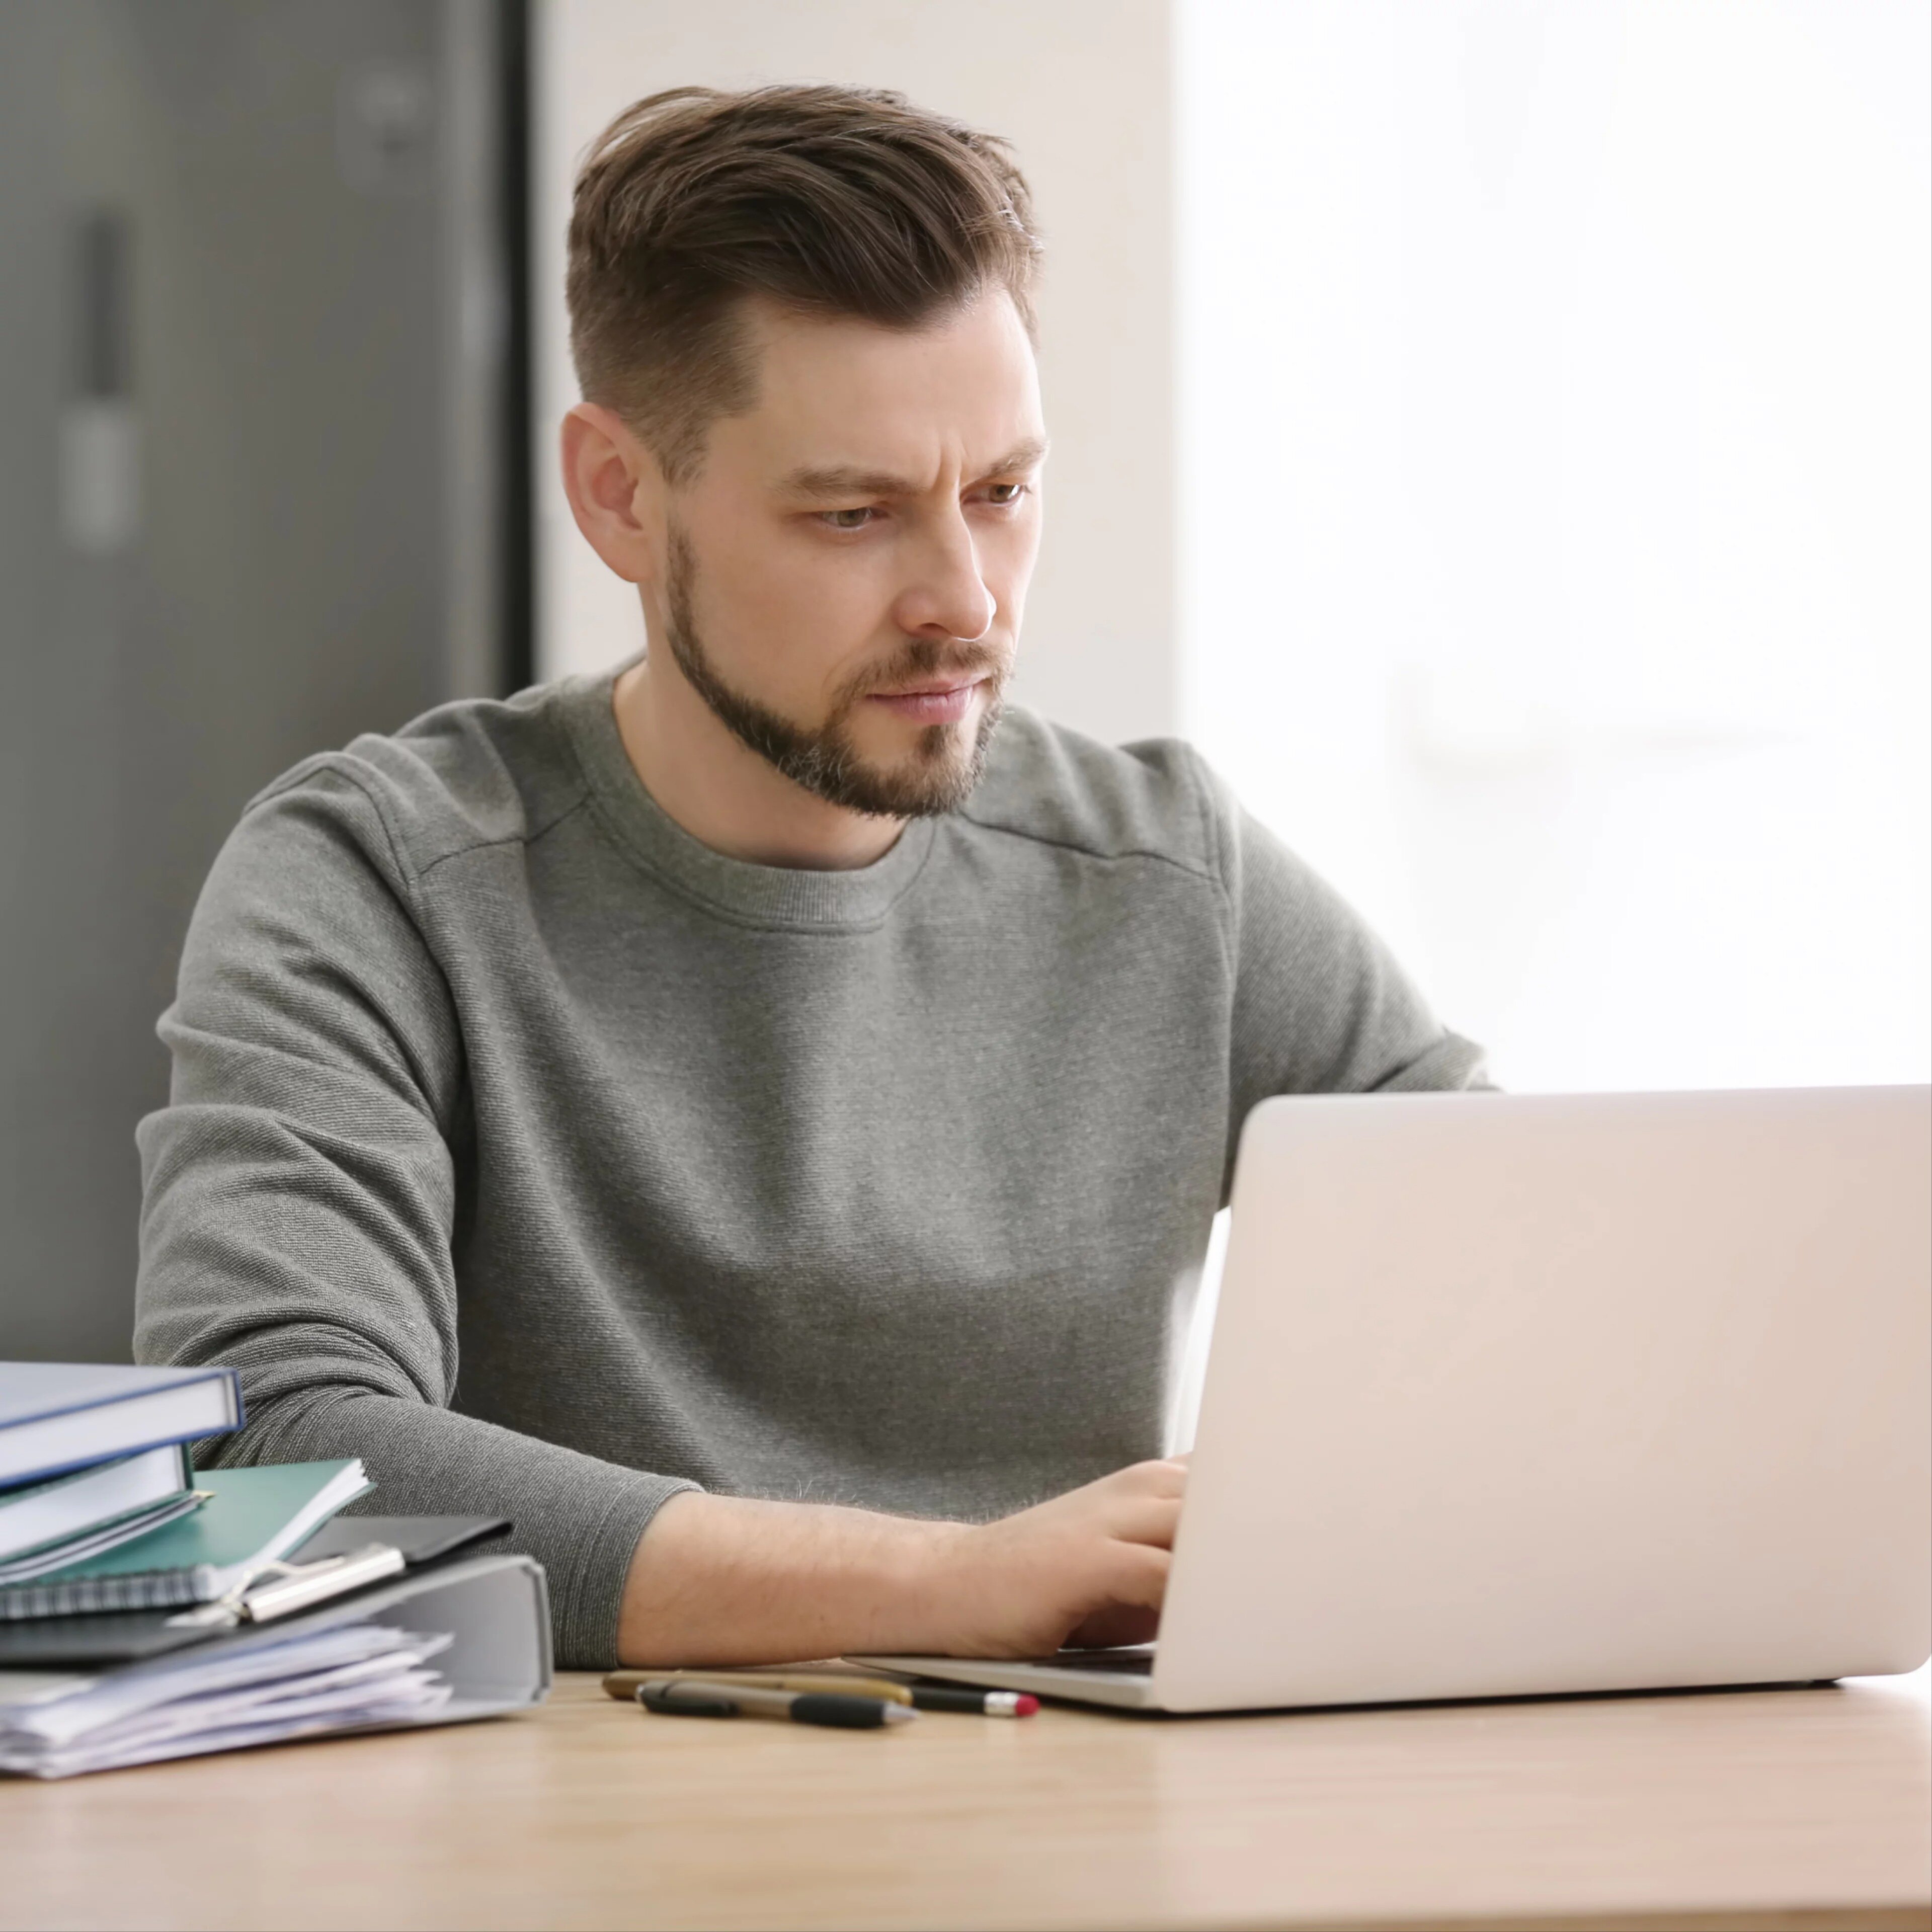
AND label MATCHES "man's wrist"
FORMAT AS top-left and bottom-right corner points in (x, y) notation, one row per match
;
(617, 1490), (978, 1665)
(884, 1514), (975, 1649)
